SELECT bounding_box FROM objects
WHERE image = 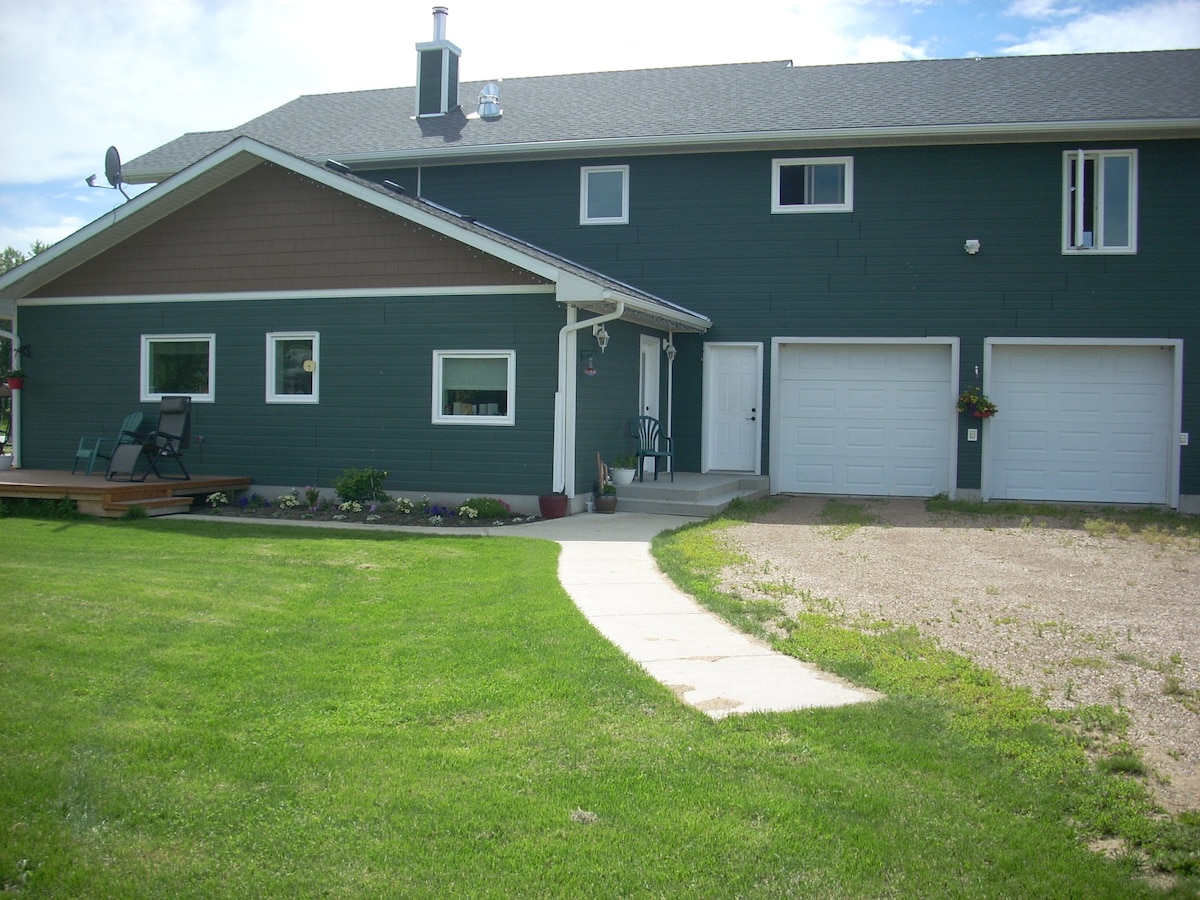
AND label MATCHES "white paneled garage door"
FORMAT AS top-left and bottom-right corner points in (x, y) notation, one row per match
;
(774, 341), (955, 497)
(986, 342), (1176, 505)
